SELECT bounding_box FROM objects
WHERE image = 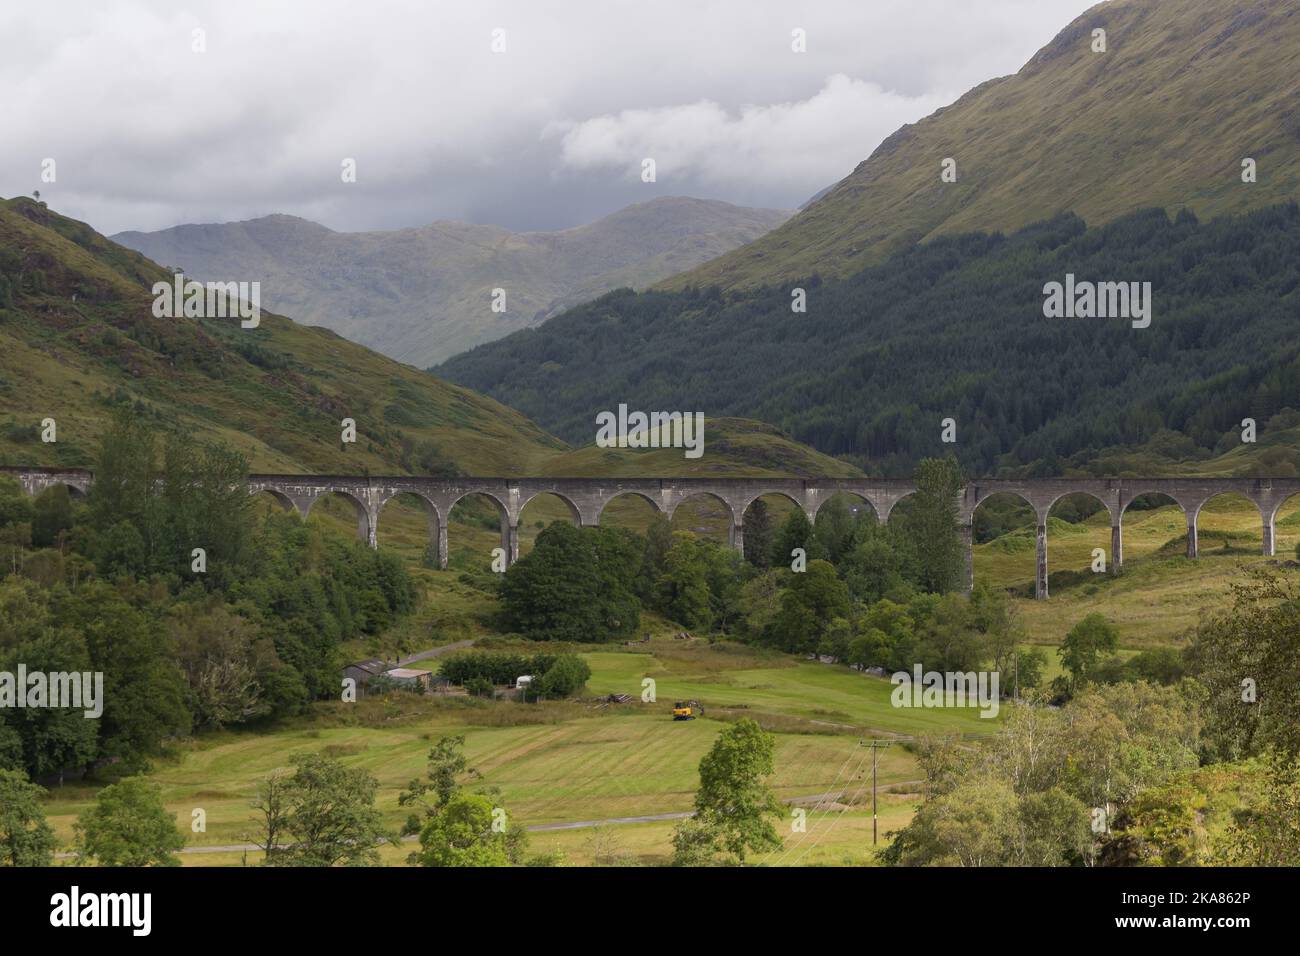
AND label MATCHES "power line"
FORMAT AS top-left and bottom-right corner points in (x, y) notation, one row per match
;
(786, 737), (893, 866)
(769, 743), (874, 866)
(771, 730), (1008, 866)
(786, 763), (876, 867)
(761, 742), (864, 866)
